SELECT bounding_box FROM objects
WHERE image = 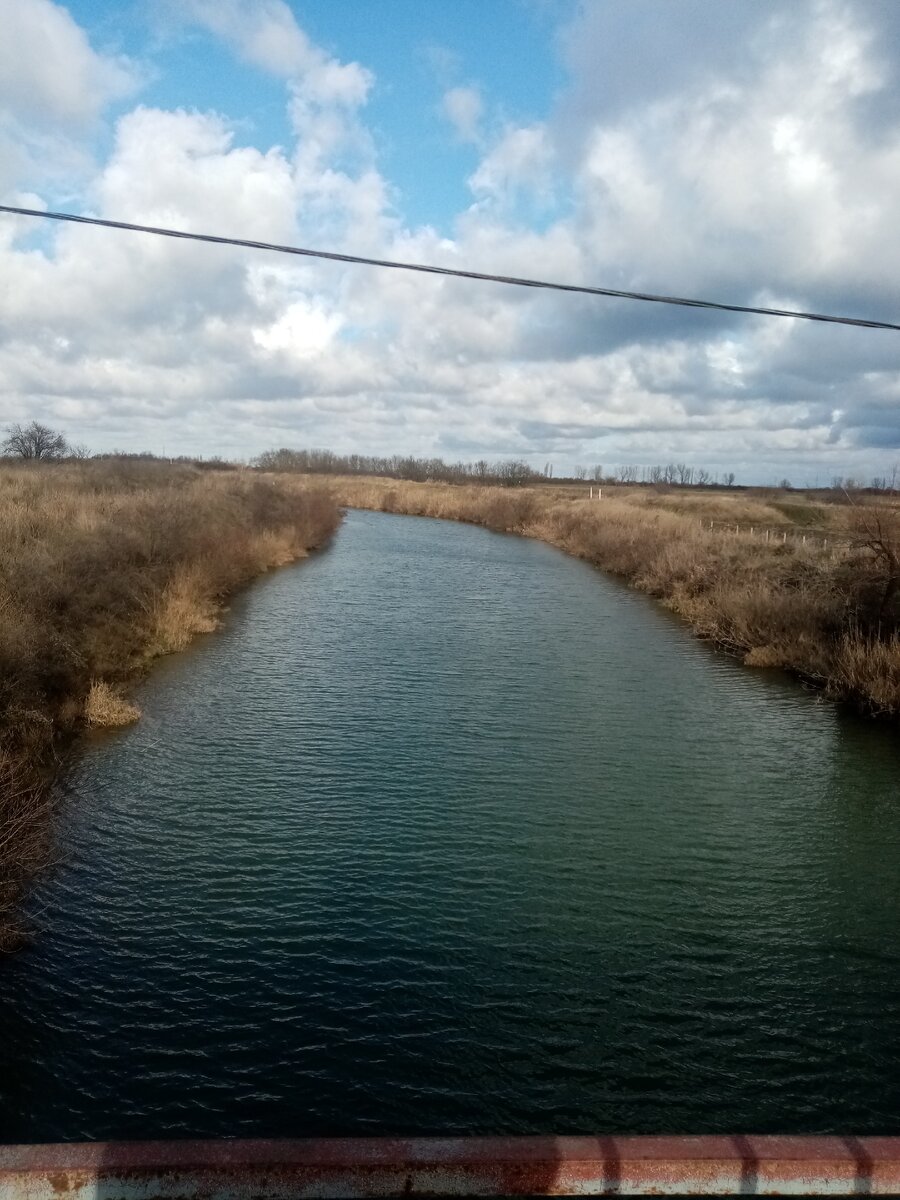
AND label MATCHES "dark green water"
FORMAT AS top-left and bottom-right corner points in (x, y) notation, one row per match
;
(2, 509), (900, 1142)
